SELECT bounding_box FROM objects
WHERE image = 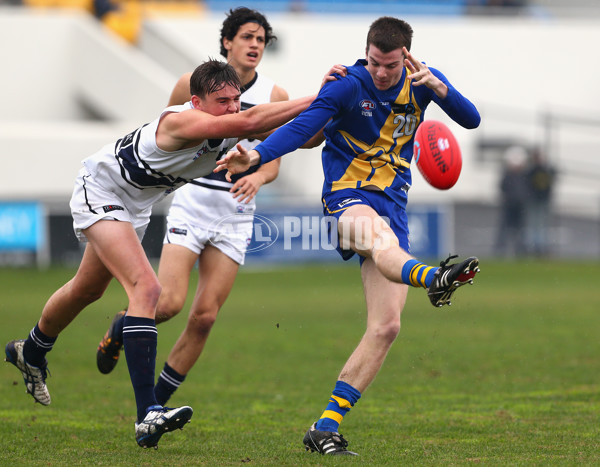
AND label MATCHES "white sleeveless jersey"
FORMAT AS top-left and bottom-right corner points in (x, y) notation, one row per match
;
(81, 102), (237, 212)
(168, 73), (276, 227)
(238, 72), (276, 151)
